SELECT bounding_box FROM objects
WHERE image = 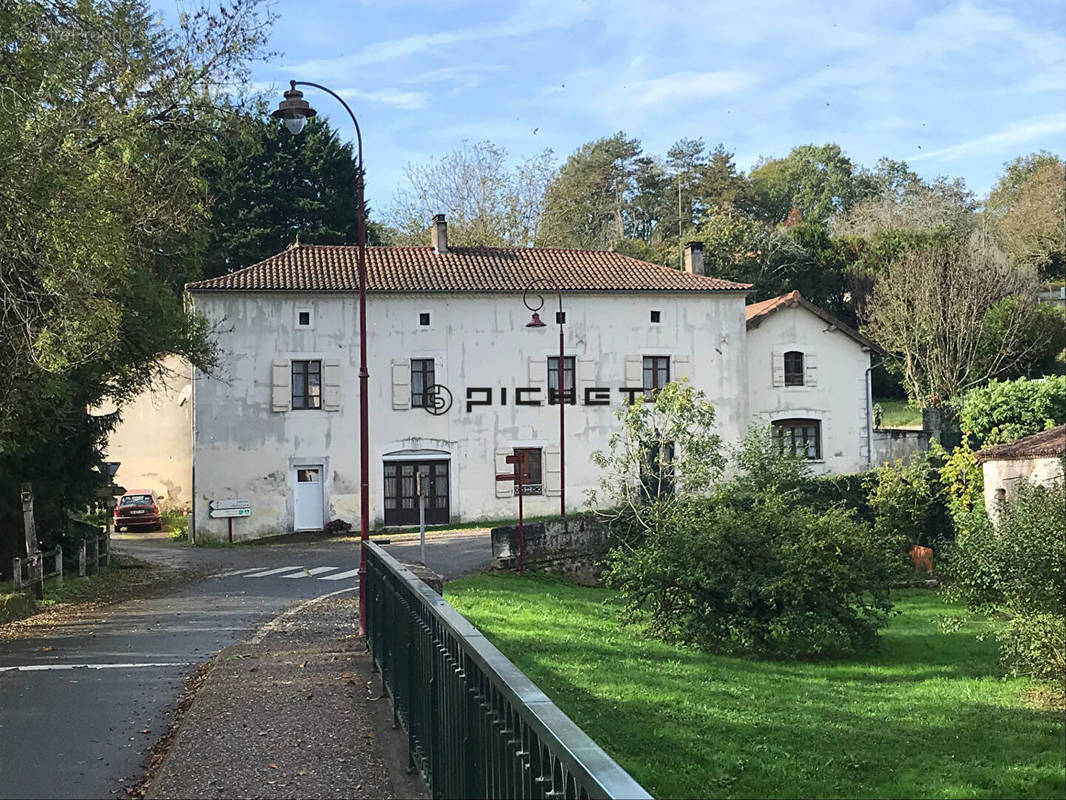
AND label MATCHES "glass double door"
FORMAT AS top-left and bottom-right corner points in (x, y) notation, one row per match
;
(383, 460), (449, 526)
